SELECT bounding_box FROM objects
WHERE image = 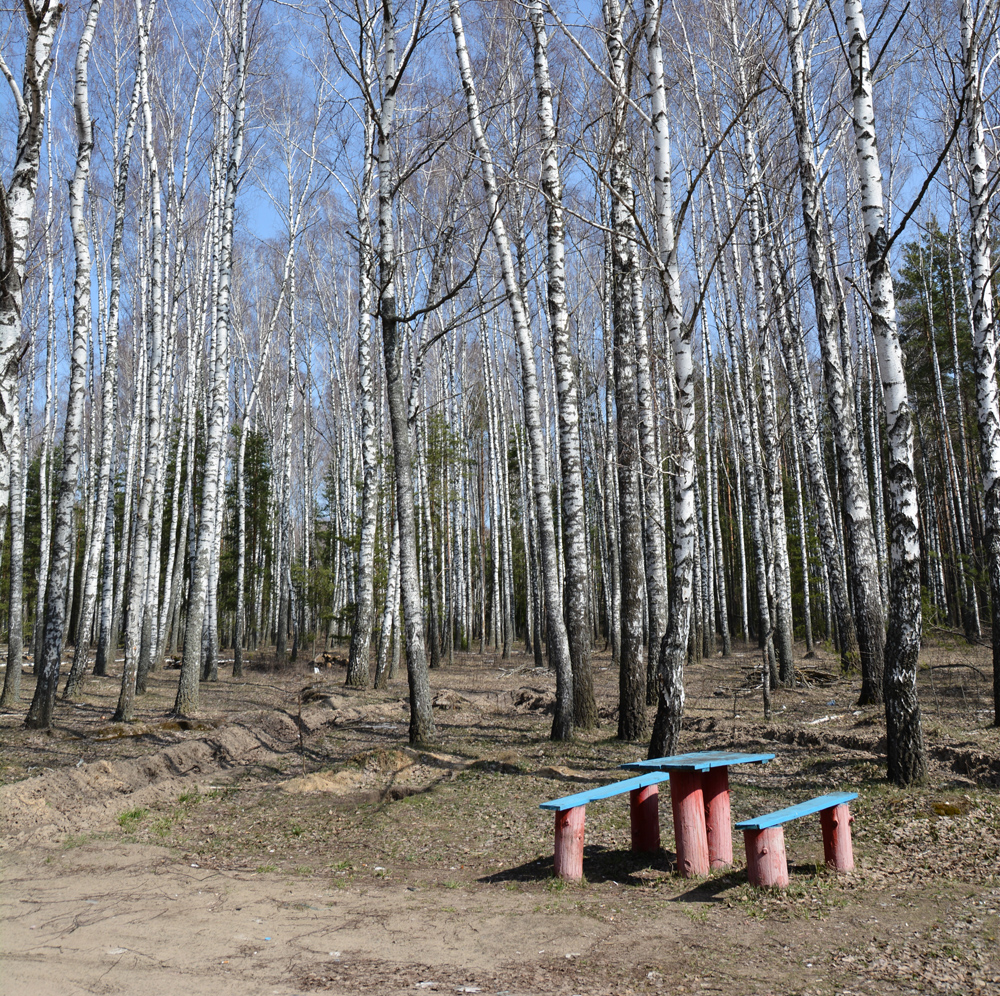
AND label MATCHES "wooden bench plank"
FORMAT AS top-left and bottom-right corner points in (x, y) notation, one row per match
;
(539, 772), (671, 812)
(735, 792), (858, 830)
